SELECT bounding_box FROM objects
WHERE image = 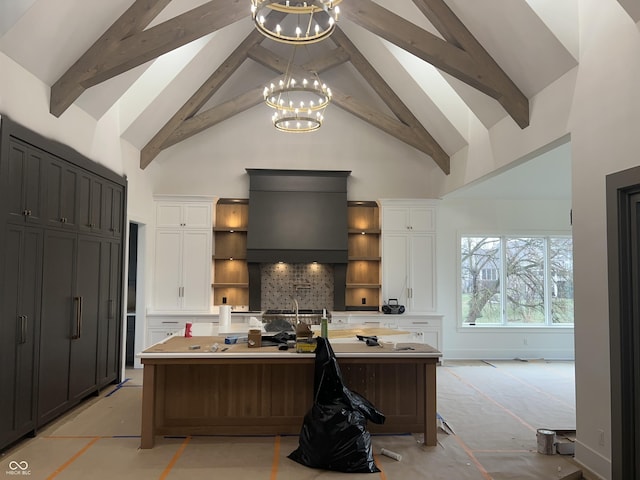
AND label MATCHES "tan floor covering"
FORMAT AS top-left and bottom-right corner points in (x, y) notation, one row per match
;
(0, 360), (584, 480)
